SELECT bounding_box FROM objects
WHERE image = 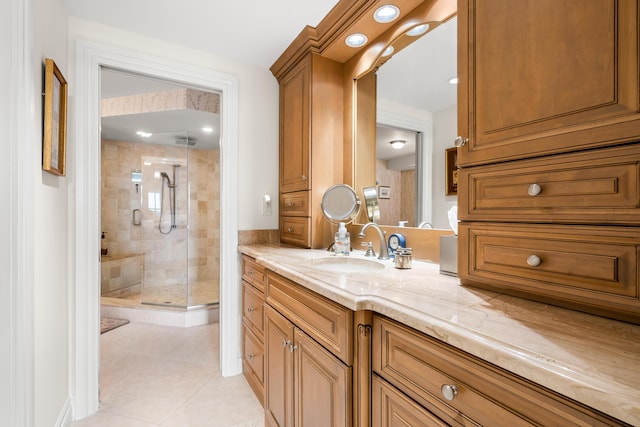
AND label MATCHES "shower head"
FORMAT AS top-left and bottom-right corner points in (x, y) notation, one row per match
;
(160, 172), (170, 180)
